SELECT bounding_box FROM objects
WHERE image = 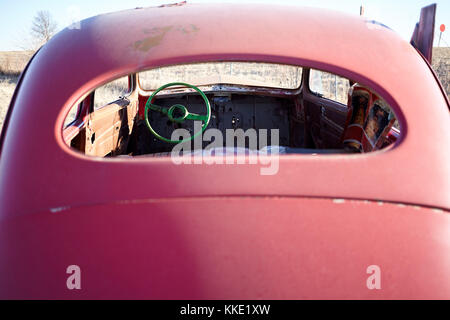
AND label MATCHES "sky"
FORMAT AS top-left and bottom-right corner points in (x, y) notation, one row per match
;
(0, 0), (449, 51)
